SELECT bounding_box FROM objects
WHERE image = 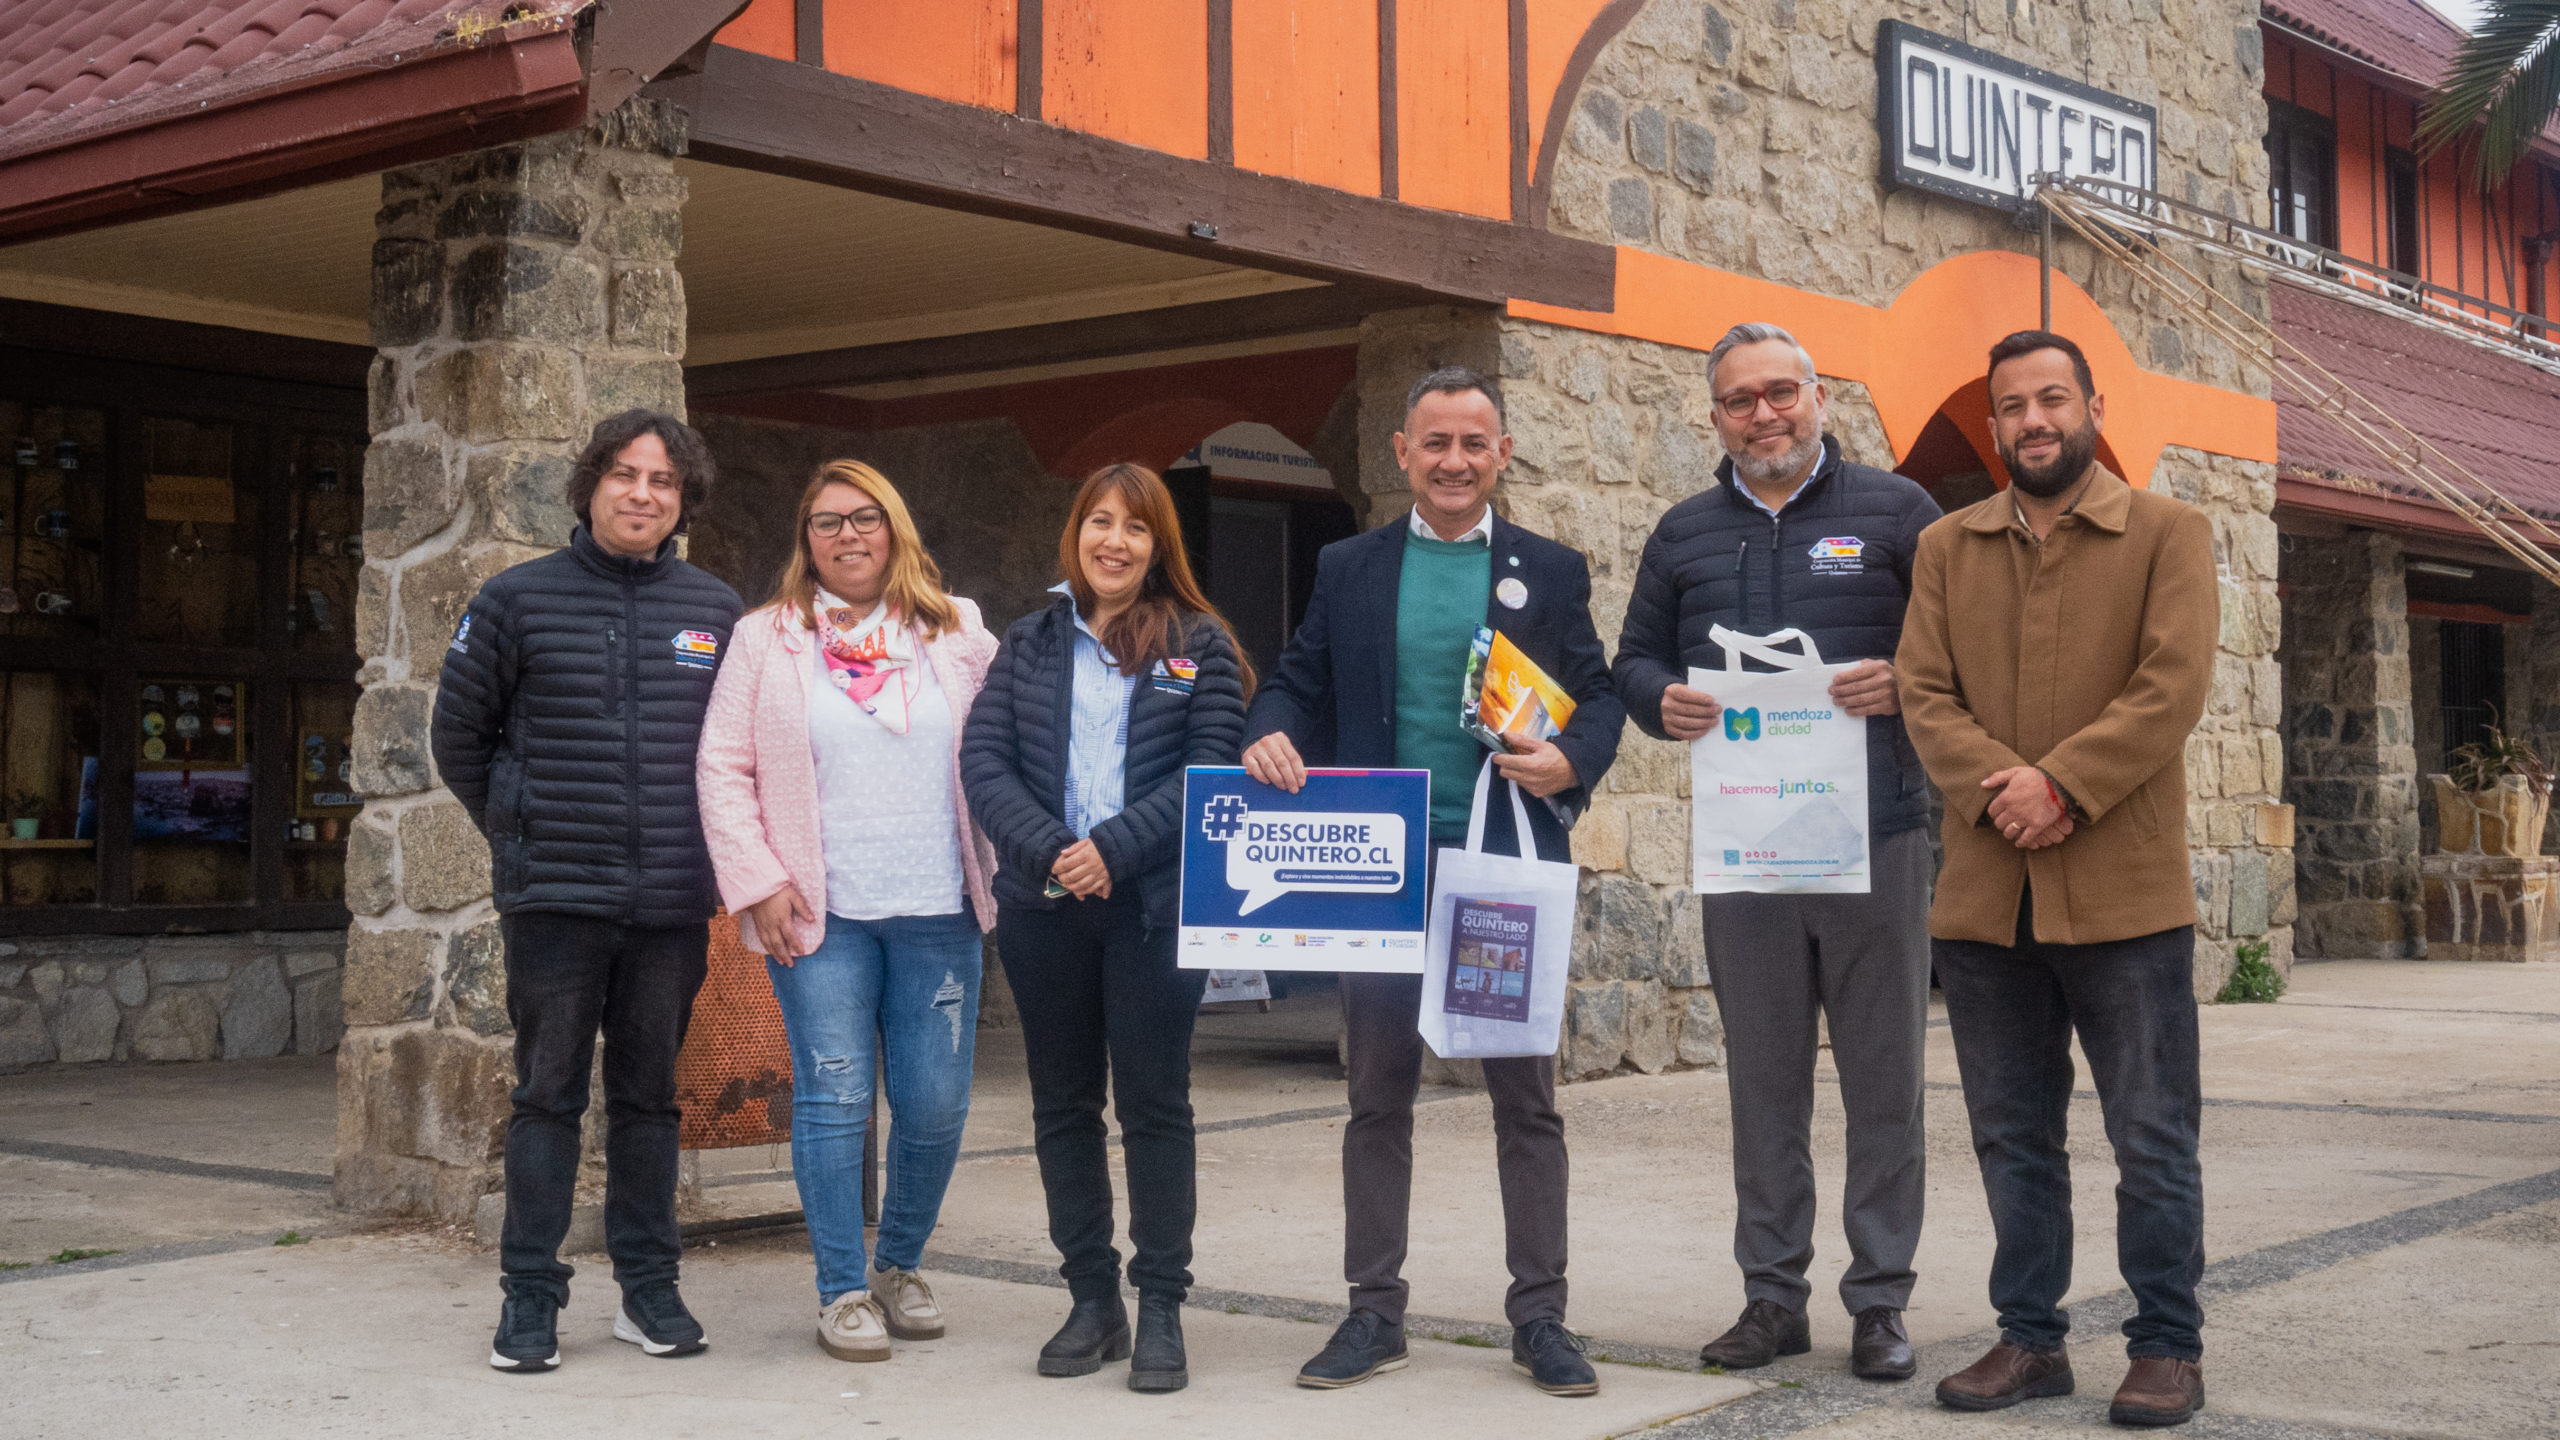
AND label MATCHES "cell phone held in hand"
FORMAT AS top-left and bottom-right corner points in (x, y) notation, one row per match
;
(1045, 877), (1072, 899)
